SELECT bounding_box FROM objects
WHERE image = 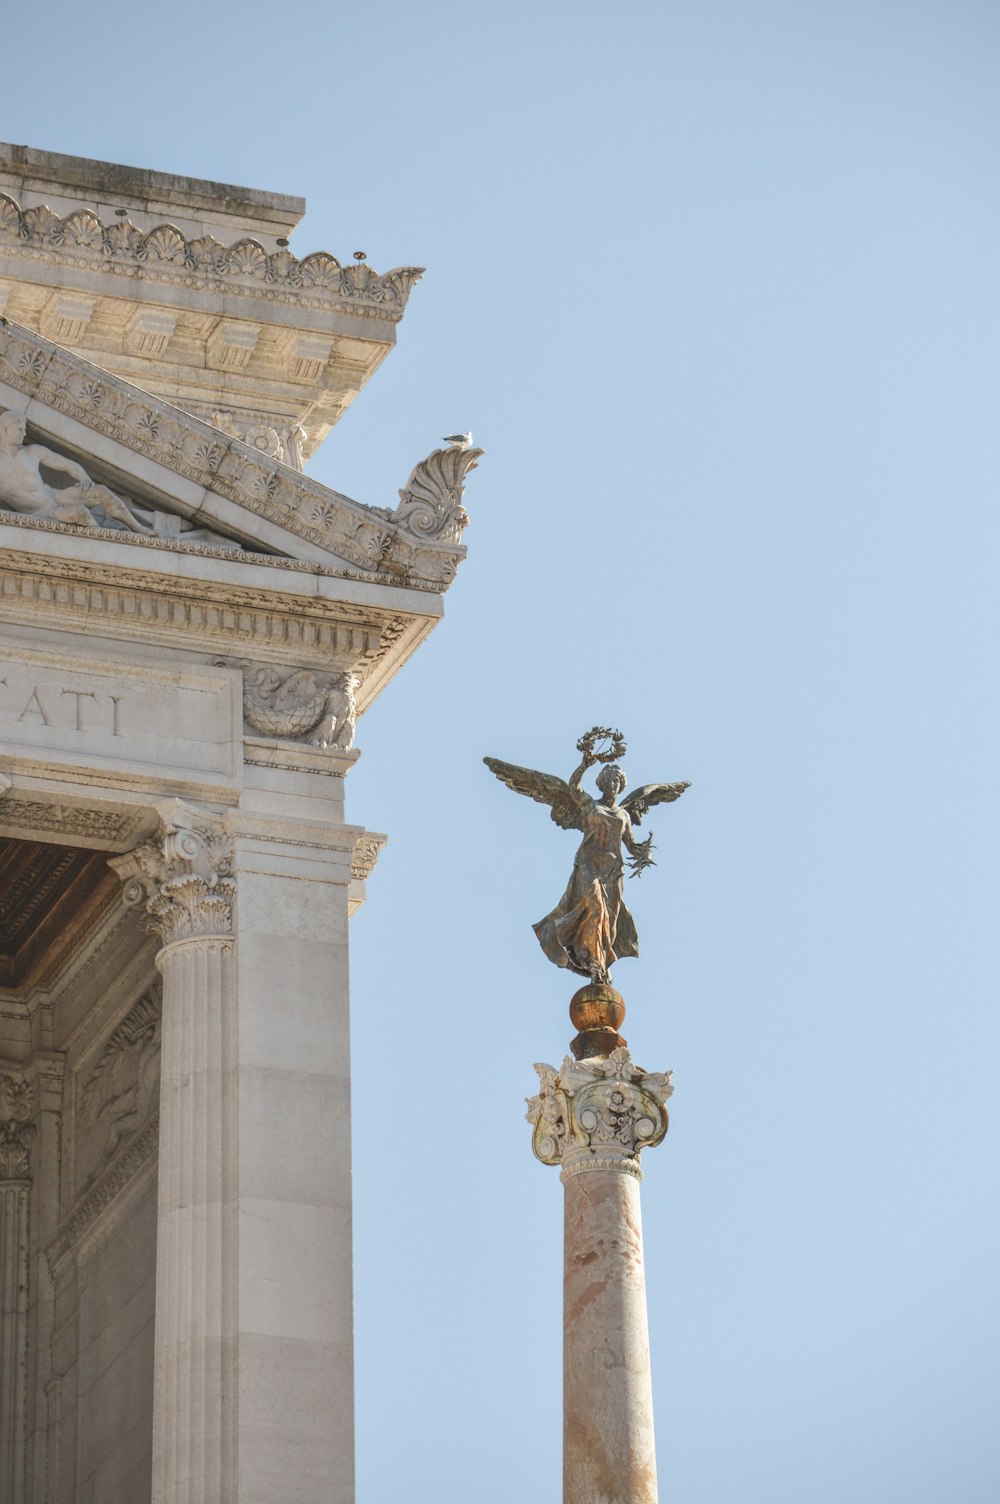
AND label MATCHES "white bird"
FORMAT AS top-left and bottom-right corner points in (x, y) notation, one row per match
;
(441, 431), (474, 450)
